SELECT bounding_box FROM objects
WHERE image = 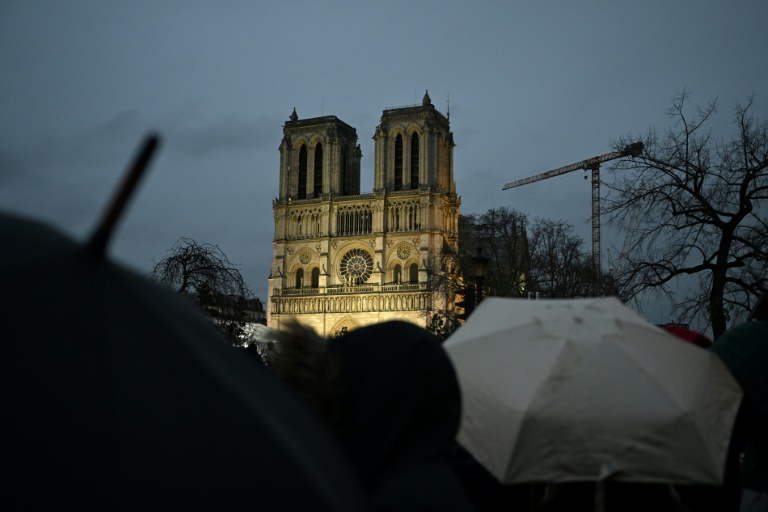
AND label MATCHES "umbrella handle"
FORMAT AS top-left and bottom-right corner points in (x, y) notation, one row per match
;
(87, 134), (161, 257)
